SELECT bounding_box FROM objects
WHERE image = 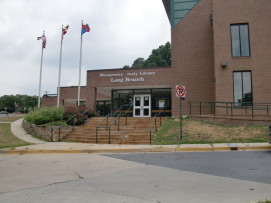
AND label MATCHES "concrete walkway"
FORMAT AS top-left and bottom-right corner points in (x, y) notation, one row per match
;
(10, 119), (46, 144)
(0, 118), (270, 154)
